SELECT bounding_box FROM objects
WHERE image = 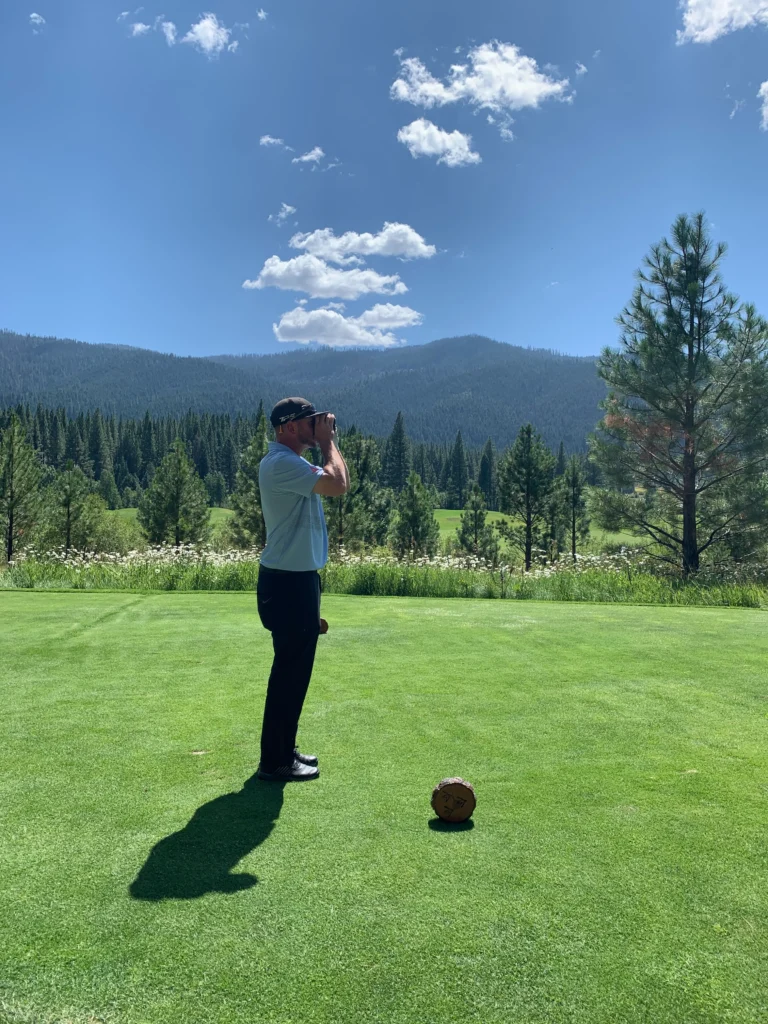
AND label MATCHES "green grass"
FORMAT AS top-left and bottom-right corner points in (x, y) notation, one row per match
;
(434, 508), (641, 552)
(109, 506), (233, 526)
(434, 508), (510, 539)
(109, 506), (634, 555)
(2, 593), (767, 1024)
